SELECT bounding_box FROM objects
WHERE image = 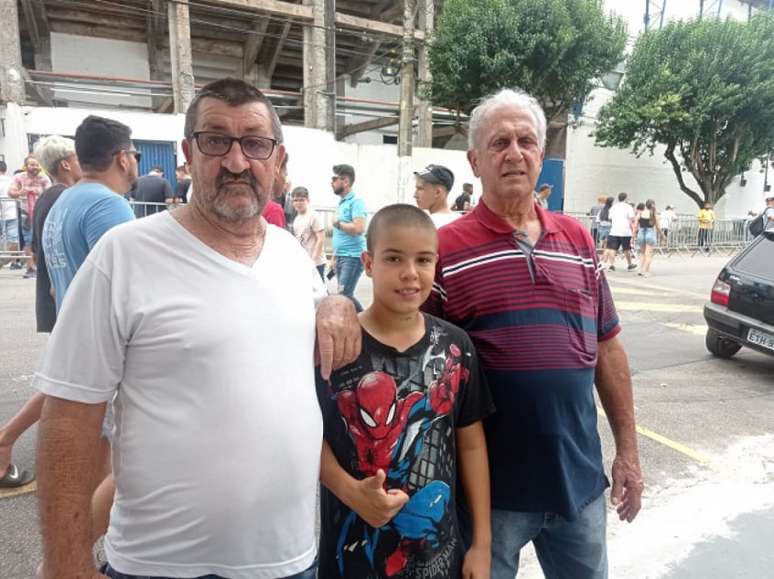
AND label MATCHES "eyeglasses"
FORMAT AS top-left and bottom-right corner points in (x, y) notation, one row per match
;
(193, 132), (278, 161)
(115, 149), (141, 163)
